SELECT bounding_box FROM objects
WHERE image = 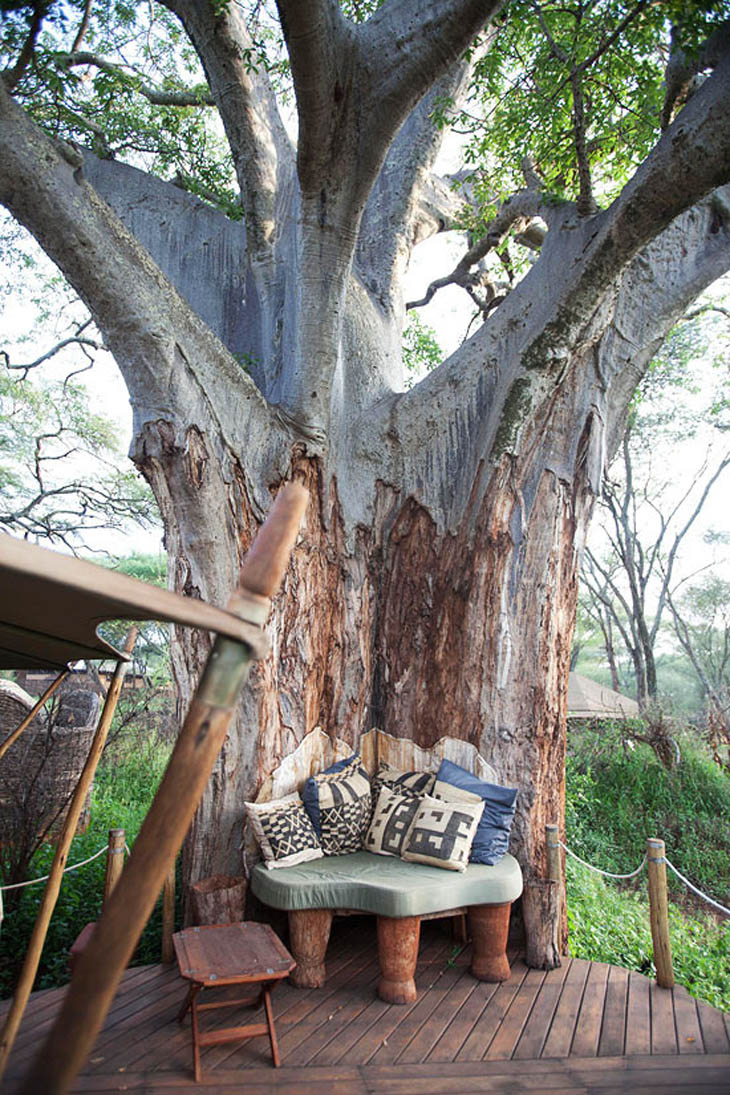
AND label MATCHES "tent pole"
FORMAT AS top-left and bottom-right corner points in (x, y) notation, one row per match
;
(23, 482), (308, 1095)
(0, 632), (136, 1079)
(0, 668), (71, 764)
